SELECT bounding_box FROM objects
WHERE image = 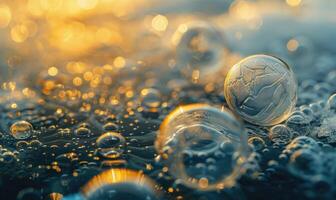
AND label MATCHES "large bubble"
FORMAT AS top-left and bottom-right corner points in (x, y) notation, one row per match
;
(224, 54), (297, 126)
(155, 104), (249, 190)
